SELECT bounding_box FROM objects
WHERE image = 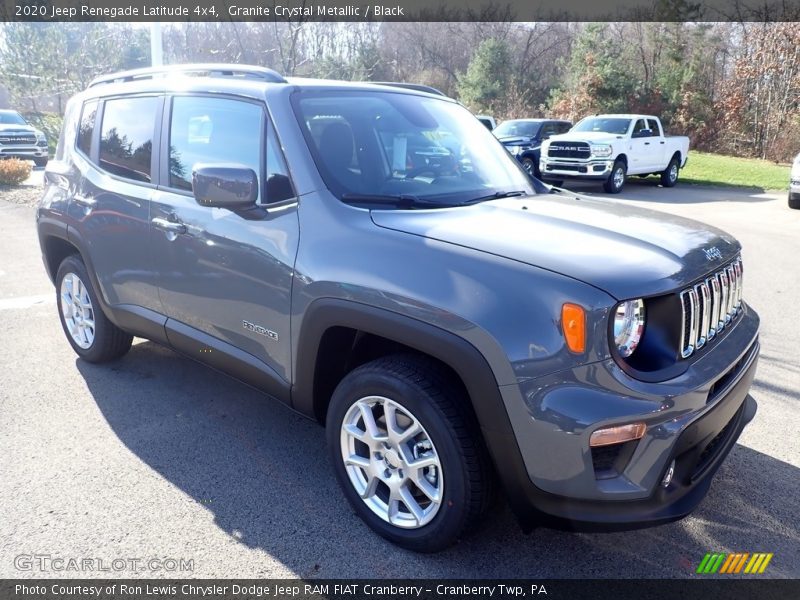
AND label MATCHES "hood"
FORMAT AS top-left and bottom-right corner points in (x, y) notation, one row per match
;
(547, 131), (621, 144)
(497, 136), (535, 146)
(370, 194), (740, 300)
(0, 124), (37, 134)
